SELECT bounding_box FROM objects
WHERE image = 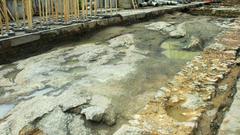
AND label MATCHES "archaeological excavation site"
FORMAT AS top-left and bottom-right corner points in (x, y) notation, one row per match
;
(0, 0), (240, 135)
